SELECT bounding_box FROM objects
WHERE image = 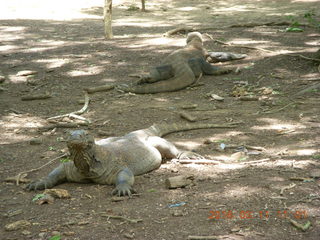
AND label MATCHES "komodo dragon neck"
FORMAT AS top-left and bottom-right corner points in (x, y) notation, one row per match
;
(69, 145), (97, 174)
(67, 130), (100, 175)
